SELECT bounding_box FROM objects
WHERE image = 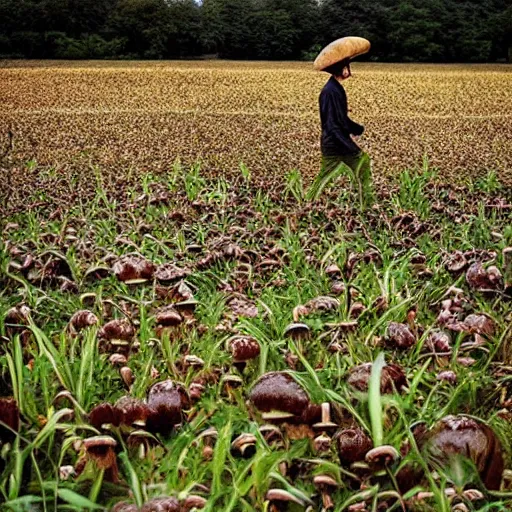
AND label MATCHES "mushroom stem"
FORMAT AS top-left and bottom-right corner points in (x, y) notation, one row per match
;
(321, 403), (331, 424)
(321, 490), (334, 510)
